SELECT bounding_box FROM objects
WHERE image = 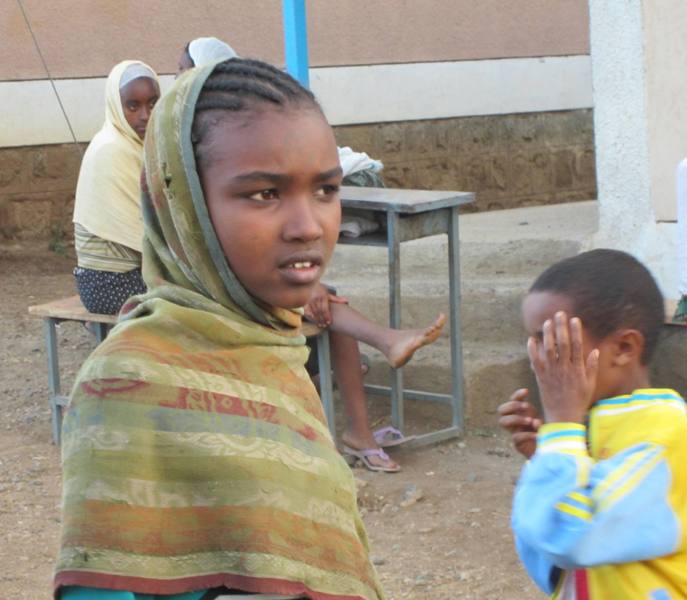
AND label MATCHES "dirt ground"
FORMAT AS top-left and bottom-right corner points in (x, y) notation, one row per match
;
(0, 245), (540, 600)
